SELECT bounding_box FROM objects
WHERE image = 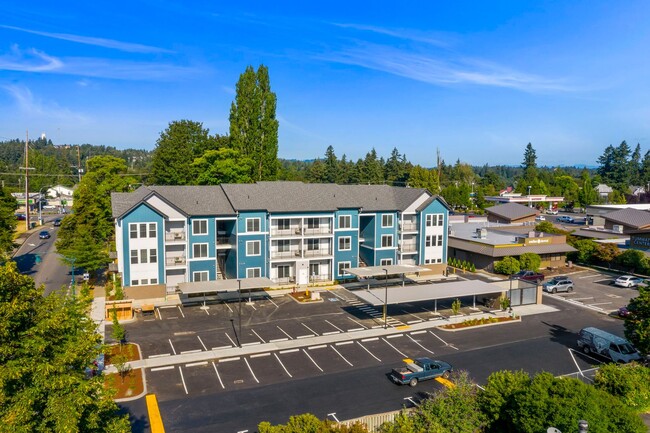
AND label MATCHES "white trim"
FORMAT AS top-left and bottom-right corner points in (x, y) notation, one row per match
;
(215, 216), (238, 221)
(193, 271), (209, 282)
(338, 214), (352, 229)
(246, 267), (262, 278)
(246, 217), (261, 233)
(338, 236), (352, 251)
(380, 258), (393, 266)
(337, 261), (351, 277)
(193, 243), (209, 259)
(334, 227), (359, 233)
(381, 234), (394, 248)
(246, 240), (261, 256)
(192, 219), (208, 235)
(381, 214), (394, 228)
